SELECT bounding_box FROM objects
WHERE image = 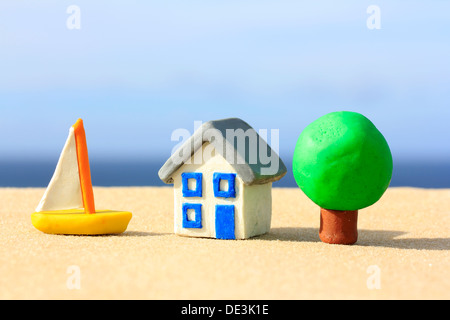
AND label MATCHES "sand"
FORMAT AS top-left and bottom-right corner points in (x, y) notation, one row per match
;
(0, 187), (449, 300)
